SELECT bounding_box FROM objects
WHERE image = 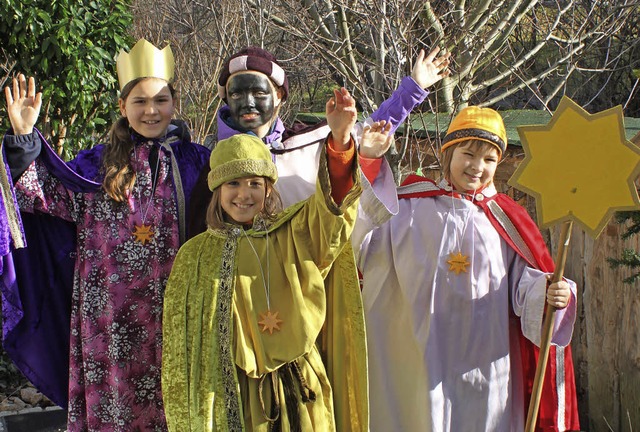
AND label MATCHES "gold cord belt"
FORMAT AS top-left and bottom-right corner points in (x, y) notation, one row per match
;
(258, 359), (317, 430)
